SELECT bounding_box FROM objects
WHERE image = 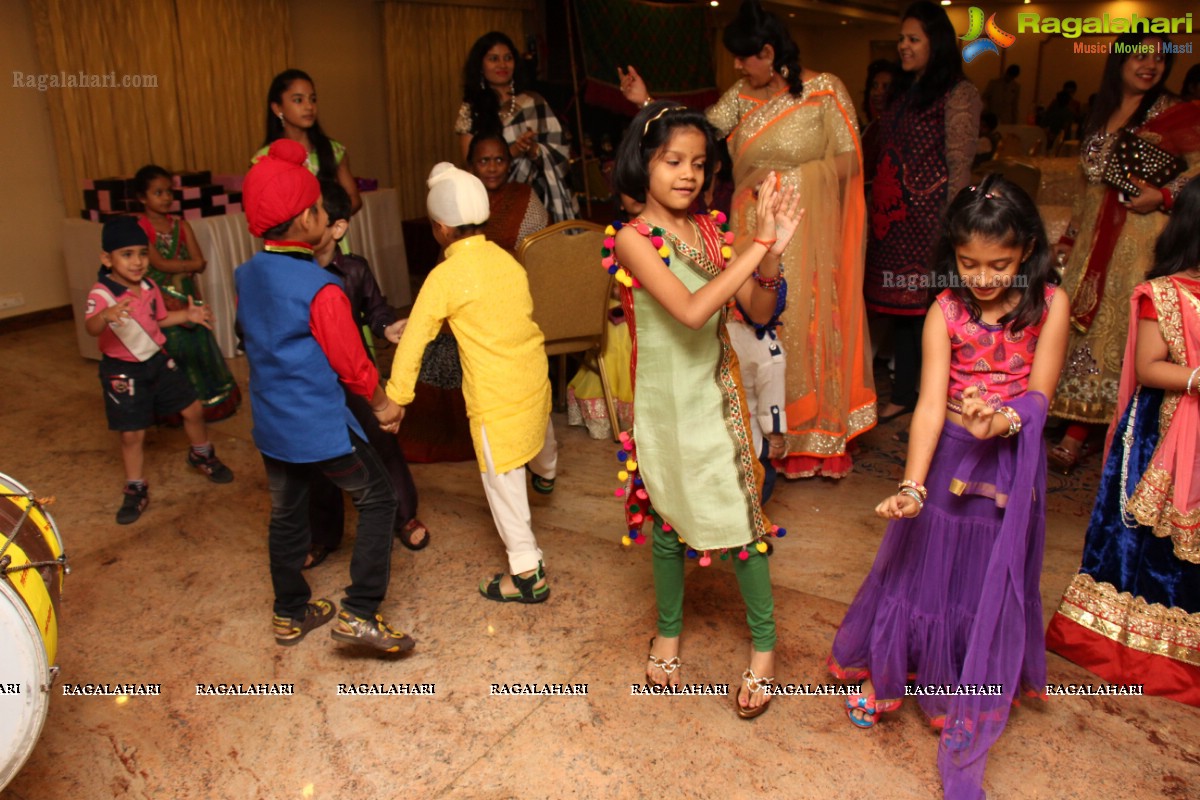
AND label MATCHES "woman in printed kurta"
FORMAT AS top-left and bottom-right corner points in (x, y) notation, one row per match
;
(620, 0), (875, 478)
(863, 2), (981, 425)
